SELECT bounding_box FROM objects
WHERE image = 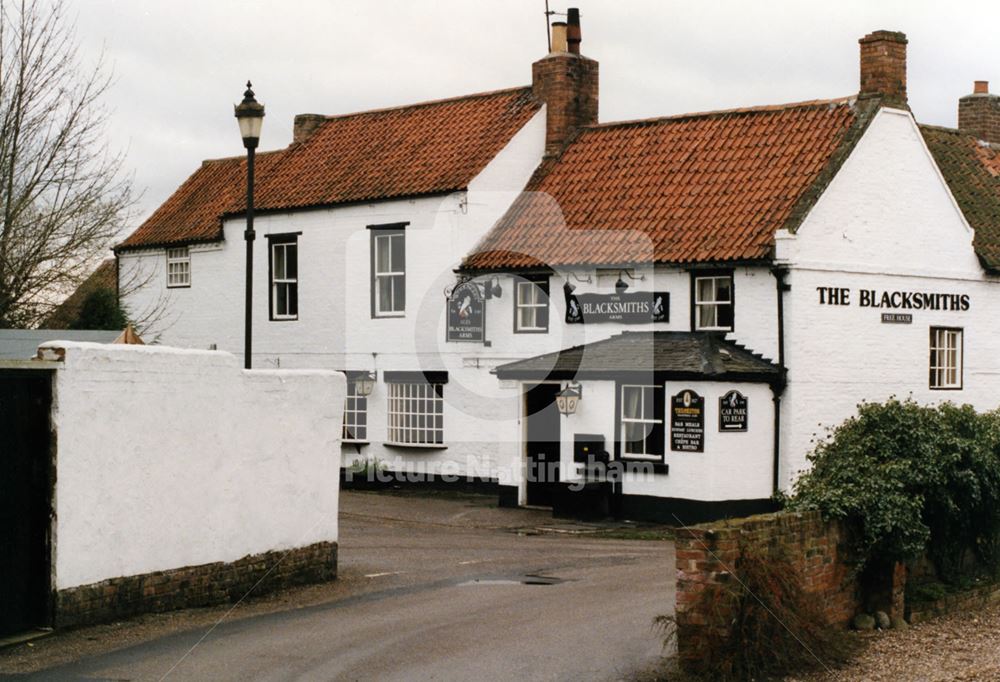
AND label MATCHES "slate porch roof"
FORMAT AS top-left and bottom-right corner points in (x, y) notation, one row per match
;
(117, 87), (542, 251)
(493, 331), (781, 382)
(462, 98), (877, 271)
